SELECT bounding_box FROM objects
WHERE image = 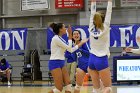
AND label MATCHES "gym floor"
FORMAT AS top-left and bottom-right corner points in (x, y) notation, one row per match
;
(0, 81), (139, 93)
